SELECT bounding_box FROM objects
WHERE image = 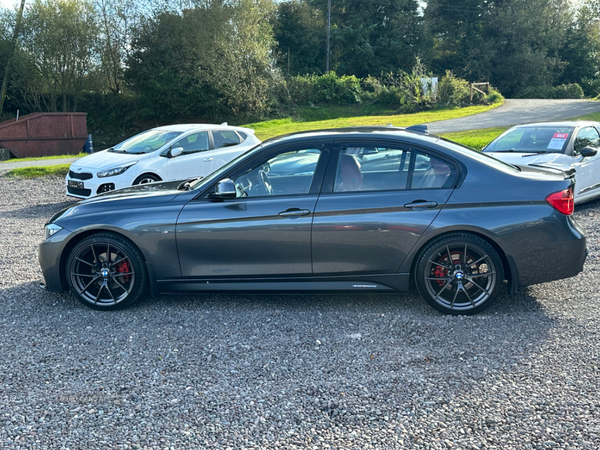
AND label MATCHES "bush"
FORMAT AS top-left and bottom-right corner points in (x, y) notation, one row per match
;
(516, 83), (584, 99)
(580, 78), (600, 98)
(552, 83), (584, 99)
(438, 71), (470, 106)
